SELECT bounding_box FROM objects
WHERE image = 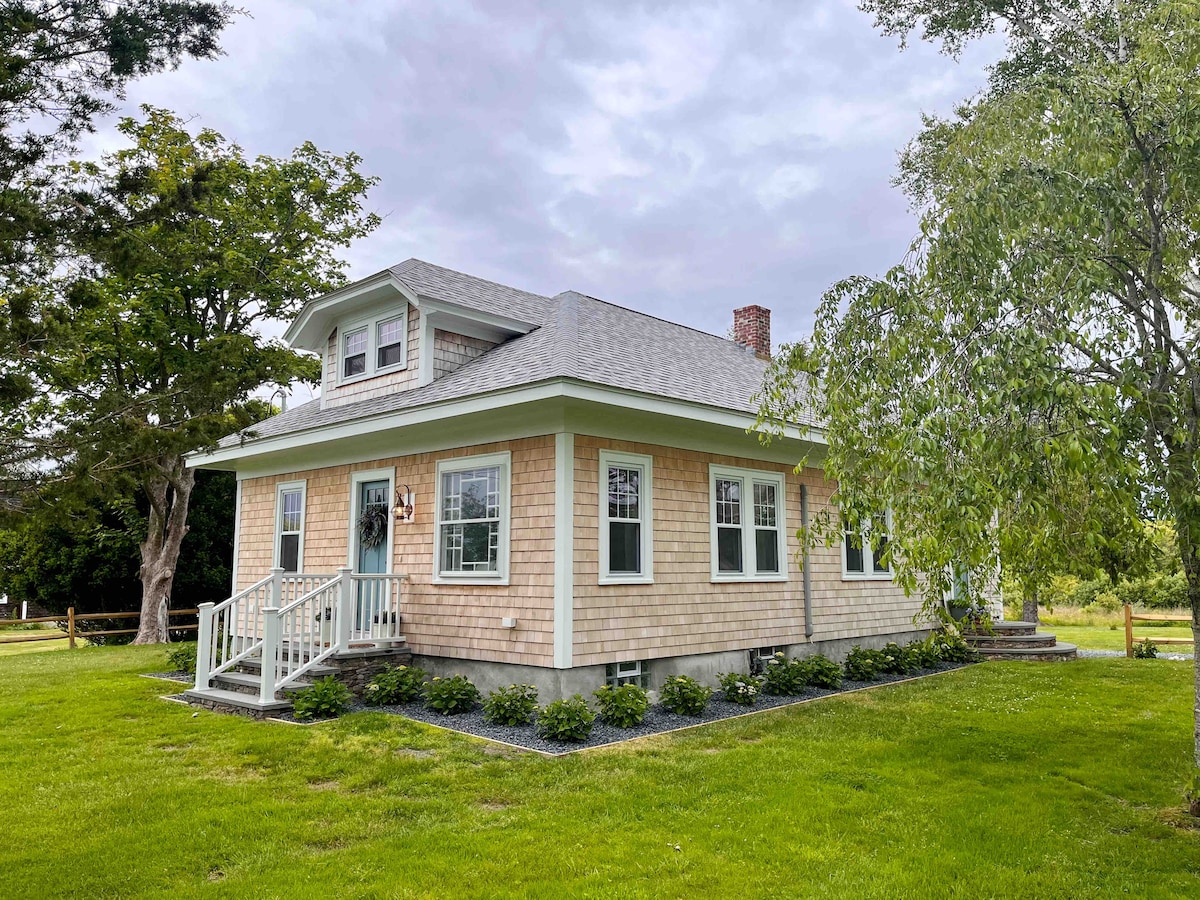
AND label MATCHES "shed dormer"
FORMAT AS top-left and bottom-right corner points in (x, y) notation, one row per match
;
(285, 260), (547, 410)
